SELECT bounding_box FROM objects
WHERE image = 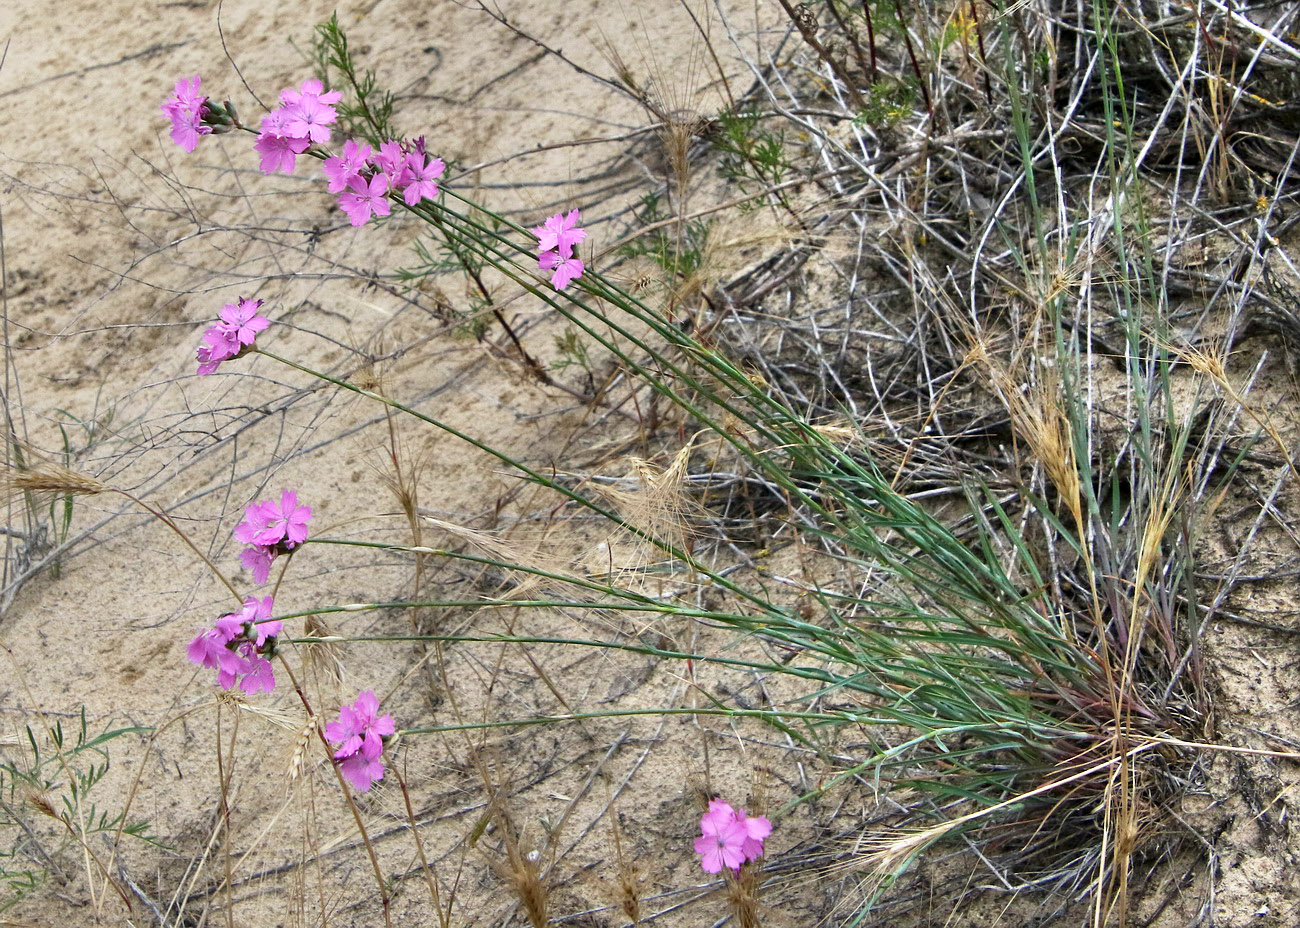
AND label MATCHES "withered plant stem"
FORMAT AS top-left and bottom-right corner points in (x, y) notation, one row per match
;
(860, 0), (879, 81)
(395, 765), (450, 927)
(827, 1), (871, 86)
(776, 0), (865, 110)
(968, 0), (993, 104)
(215, 706), (239, 928)
(894, 1), (933, 120)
